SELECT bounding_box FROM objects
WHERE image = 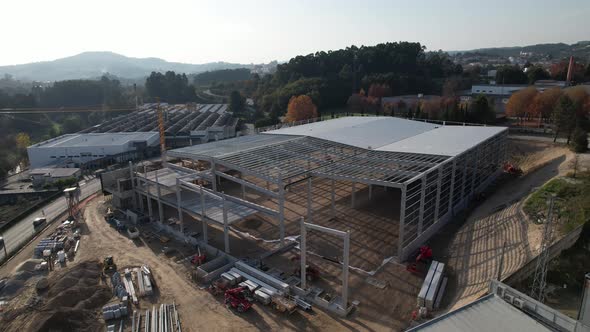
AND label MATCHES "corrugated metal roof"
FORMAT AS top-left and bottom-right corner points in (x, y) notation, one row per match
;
(378, 126), (507, 156)
(263, 117), (439, 150)
(408, 294), (552, 332)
